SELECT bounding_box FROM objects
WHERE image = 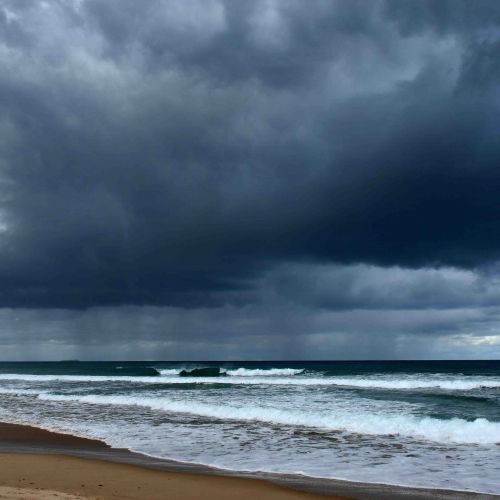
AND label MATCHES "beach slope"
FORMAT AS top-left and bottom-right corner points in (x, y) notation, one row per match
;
(0, 452), (343, 500)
